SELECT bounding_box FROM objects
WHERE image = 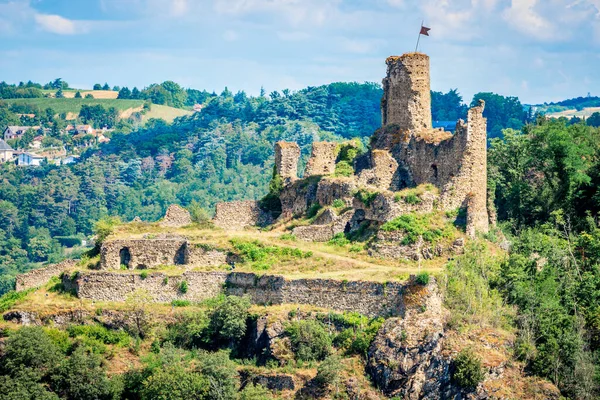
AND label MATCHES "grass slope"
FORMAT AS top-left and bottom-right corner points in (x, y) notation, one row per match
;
(143, 104), (193, 123)
(4, 98), (144, 114)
